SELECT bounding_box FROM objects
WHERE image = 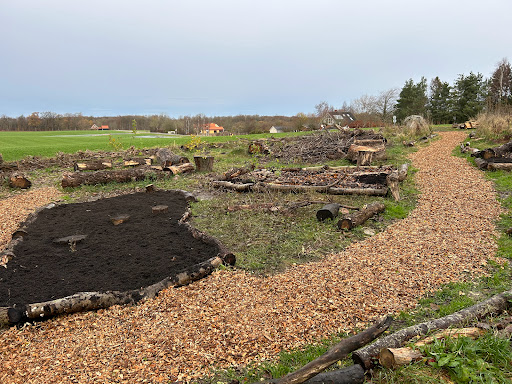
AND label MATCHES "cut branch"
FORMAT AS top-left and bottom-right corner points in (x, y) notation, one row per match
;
(352, 288), (512, 369)
(338, 202), (385, 230)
